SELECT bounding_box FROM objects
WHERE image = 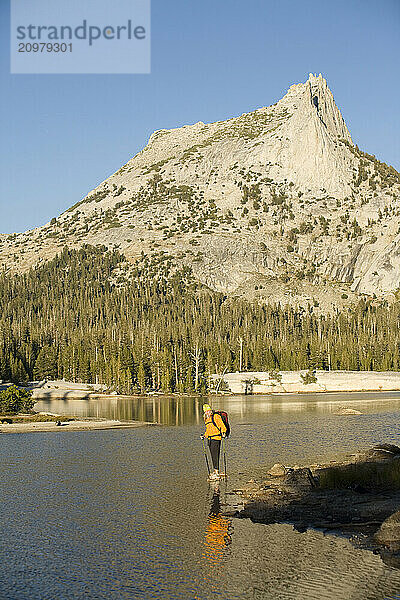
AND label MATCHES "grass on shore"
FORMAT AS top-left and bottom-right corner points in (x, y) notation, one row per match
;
(318, 460), (400, 491)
